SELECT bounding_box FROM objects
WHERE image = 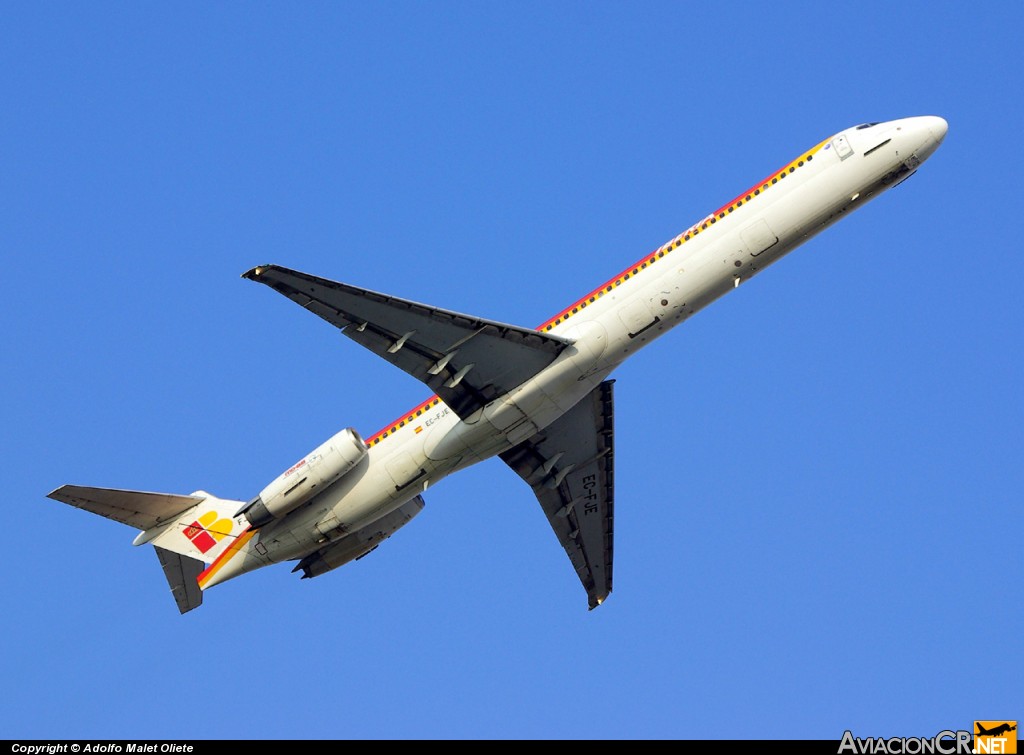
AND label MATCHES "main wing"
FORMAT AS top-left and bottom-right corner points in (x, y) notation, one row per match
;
(499, 380), (615, 609)
(243, 265), (572, 420)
